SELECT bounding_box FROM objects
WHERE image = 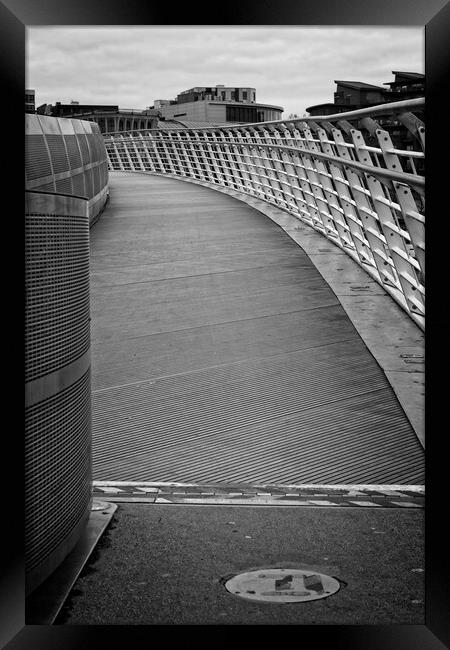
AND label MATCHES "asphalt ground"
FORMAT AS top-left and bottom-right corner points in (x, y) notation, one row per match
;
(56, 502), (424, 626)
